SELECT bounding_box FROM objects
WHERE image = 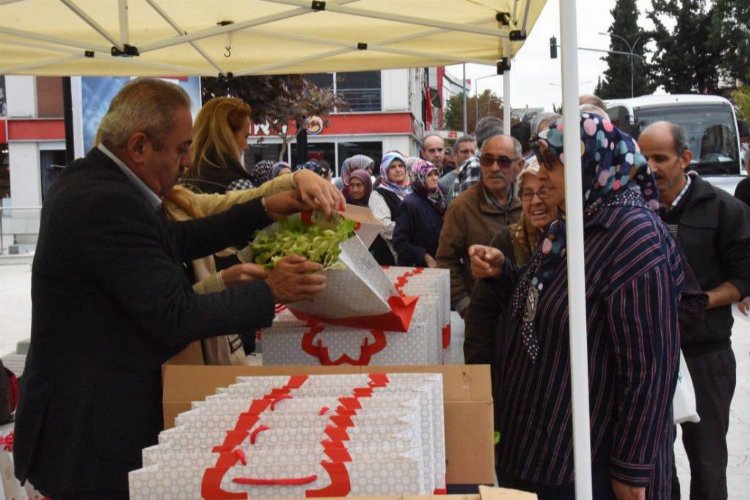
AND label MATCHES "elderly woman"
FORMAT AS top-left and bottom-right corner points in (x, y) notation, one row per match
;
(368, 152), (411, 264)
(335, 154), (374, 190)
(469, 113), (688, 499)
(464, 157), (559, 365)
(343, 169), (372, 206)
(271, 161), (291, 179)
(392, 159), (445, 267)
